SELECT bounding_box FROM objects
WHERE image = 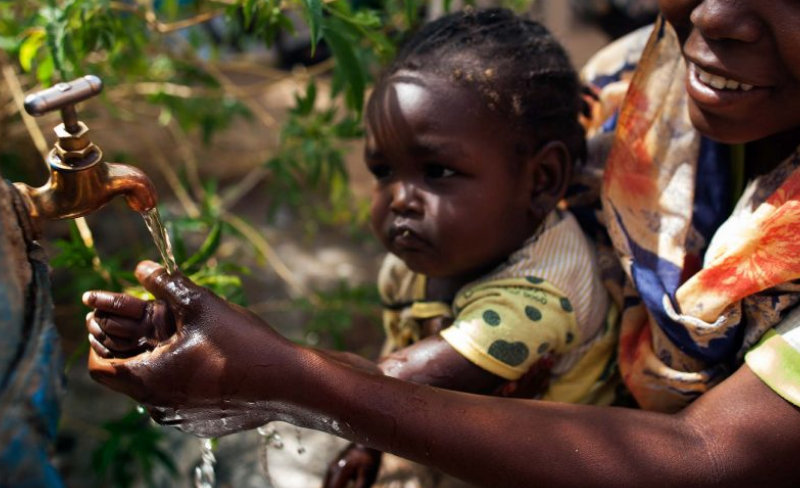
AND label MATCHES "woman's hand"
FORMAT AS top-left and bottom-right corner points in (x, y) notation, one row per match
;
(84, 260), (304, 438)
(322, 443), (382, 488)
